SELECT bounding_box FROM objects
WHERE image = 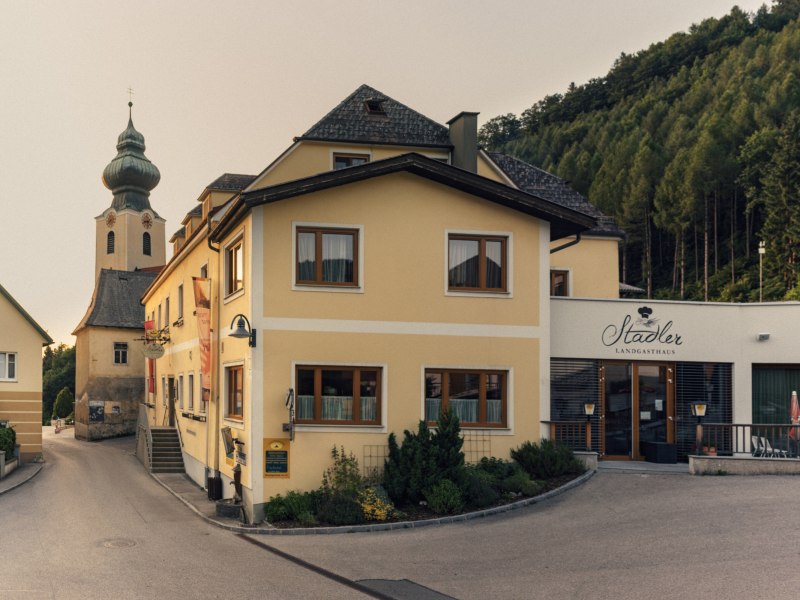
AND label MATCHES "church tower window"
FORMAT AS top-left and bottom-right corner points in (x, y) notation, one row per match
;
(107, 231), (115, 254)
(143, 232), (152, 256)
